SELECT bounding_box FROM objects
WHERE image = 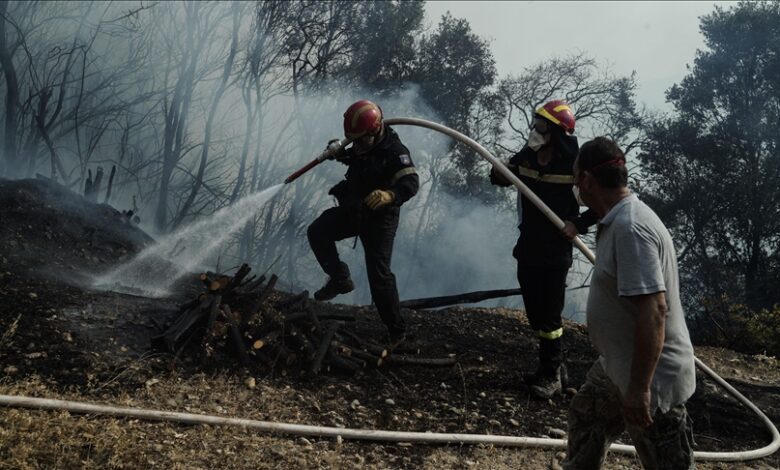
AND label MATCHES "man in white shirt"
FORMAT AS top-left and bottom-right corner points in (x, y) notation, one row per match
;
(562, 137), (696, 470)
